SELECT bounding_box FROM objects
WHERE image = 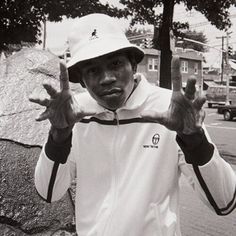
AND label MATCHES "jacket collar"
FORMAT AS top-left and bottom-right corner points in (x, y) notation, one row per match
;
(118, 73), (156, 111)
